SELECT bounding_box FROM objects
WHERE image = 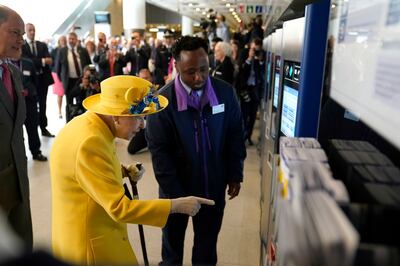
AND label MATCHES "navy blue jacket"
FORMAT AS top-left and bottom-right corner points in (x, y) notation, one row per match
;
(20, 58), (38, 97)
(146, 77), (246, 206)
